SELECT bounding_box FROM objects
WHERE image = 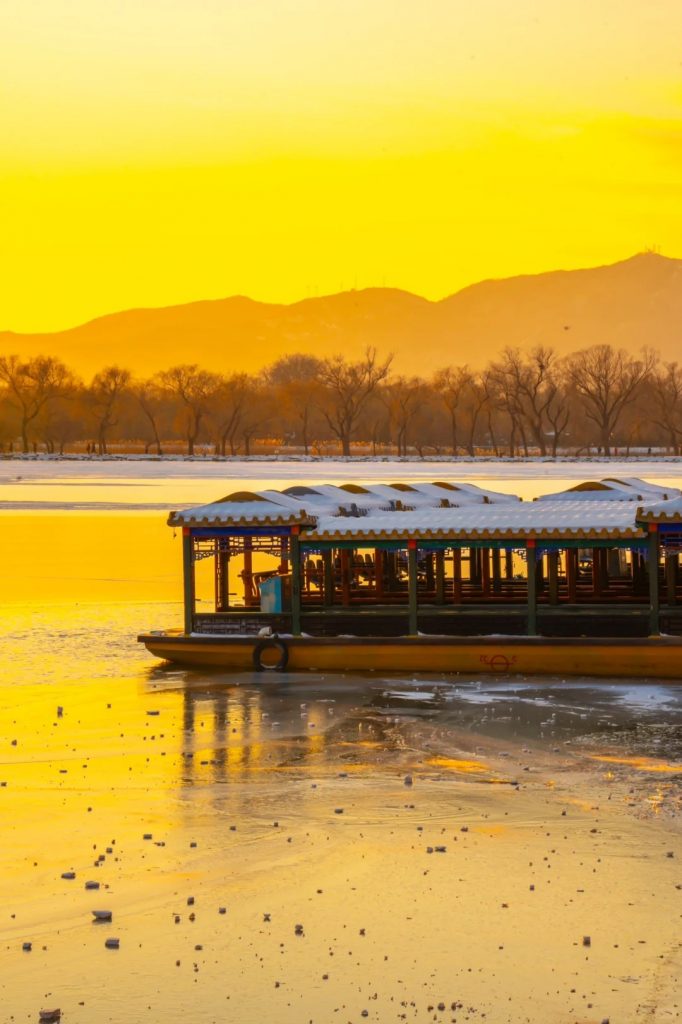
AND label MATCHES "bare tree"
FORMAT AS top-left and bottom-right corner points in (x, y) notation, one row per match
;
(651, 362), (682, 454)
(567, 345), (656, 455)
(487, 363), (526, 456)
(37, 393), (85, 455)
(88, 365), (131, 454)
(239, 381), (273, 456)
(0, 355), (77, 452)
(462, 373), (490, 456)
(158, 364), (219, 455)
(546, 381), (571, 456)
(383, 376), (424, 456)
(131, 379), (167, 455)
(266, 354), (324, 454)
(318, 348), (392, 456)
(494, 347), (570, 456)
(432, 366), (472, 455)
(209, 373), (251, 456)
